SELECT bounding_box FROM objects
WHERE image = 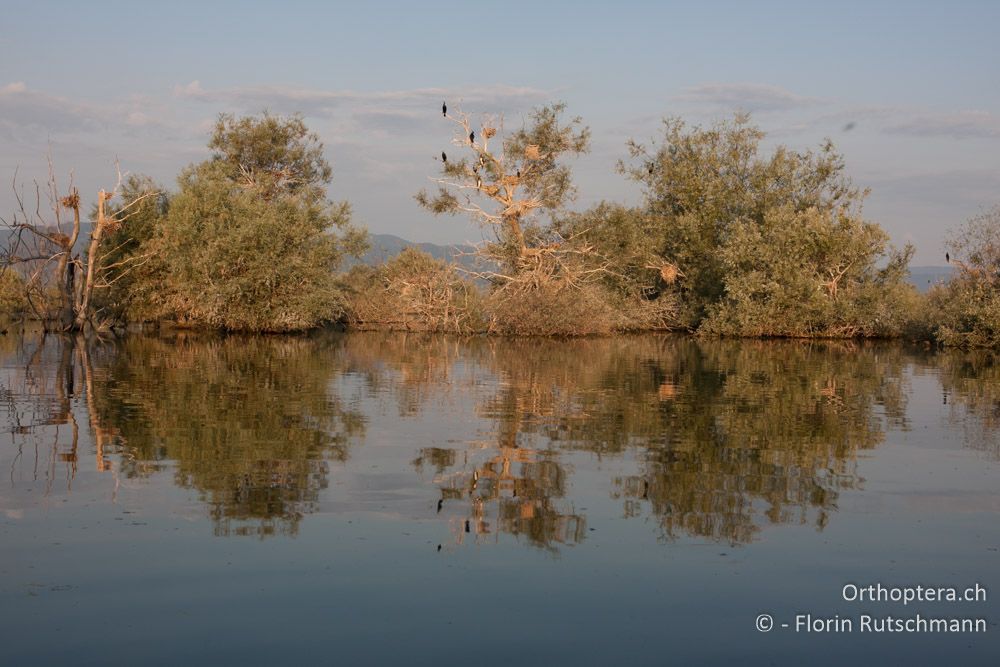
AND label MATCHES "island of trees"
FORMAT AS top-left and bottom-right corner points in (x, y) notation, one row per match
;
(2, 106), (998, 347)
